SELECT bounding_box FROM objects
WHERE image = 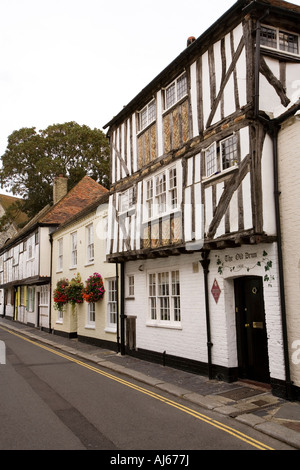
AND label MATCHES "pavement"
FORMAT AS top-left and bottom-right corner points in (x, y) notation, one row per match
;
(1, 316), (300, 450)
